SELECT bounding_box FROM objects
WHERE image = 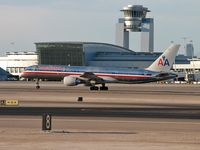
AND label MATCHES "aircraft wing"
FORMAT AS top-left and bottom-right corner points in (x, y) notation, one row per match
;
(79, 72), (105, 84)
